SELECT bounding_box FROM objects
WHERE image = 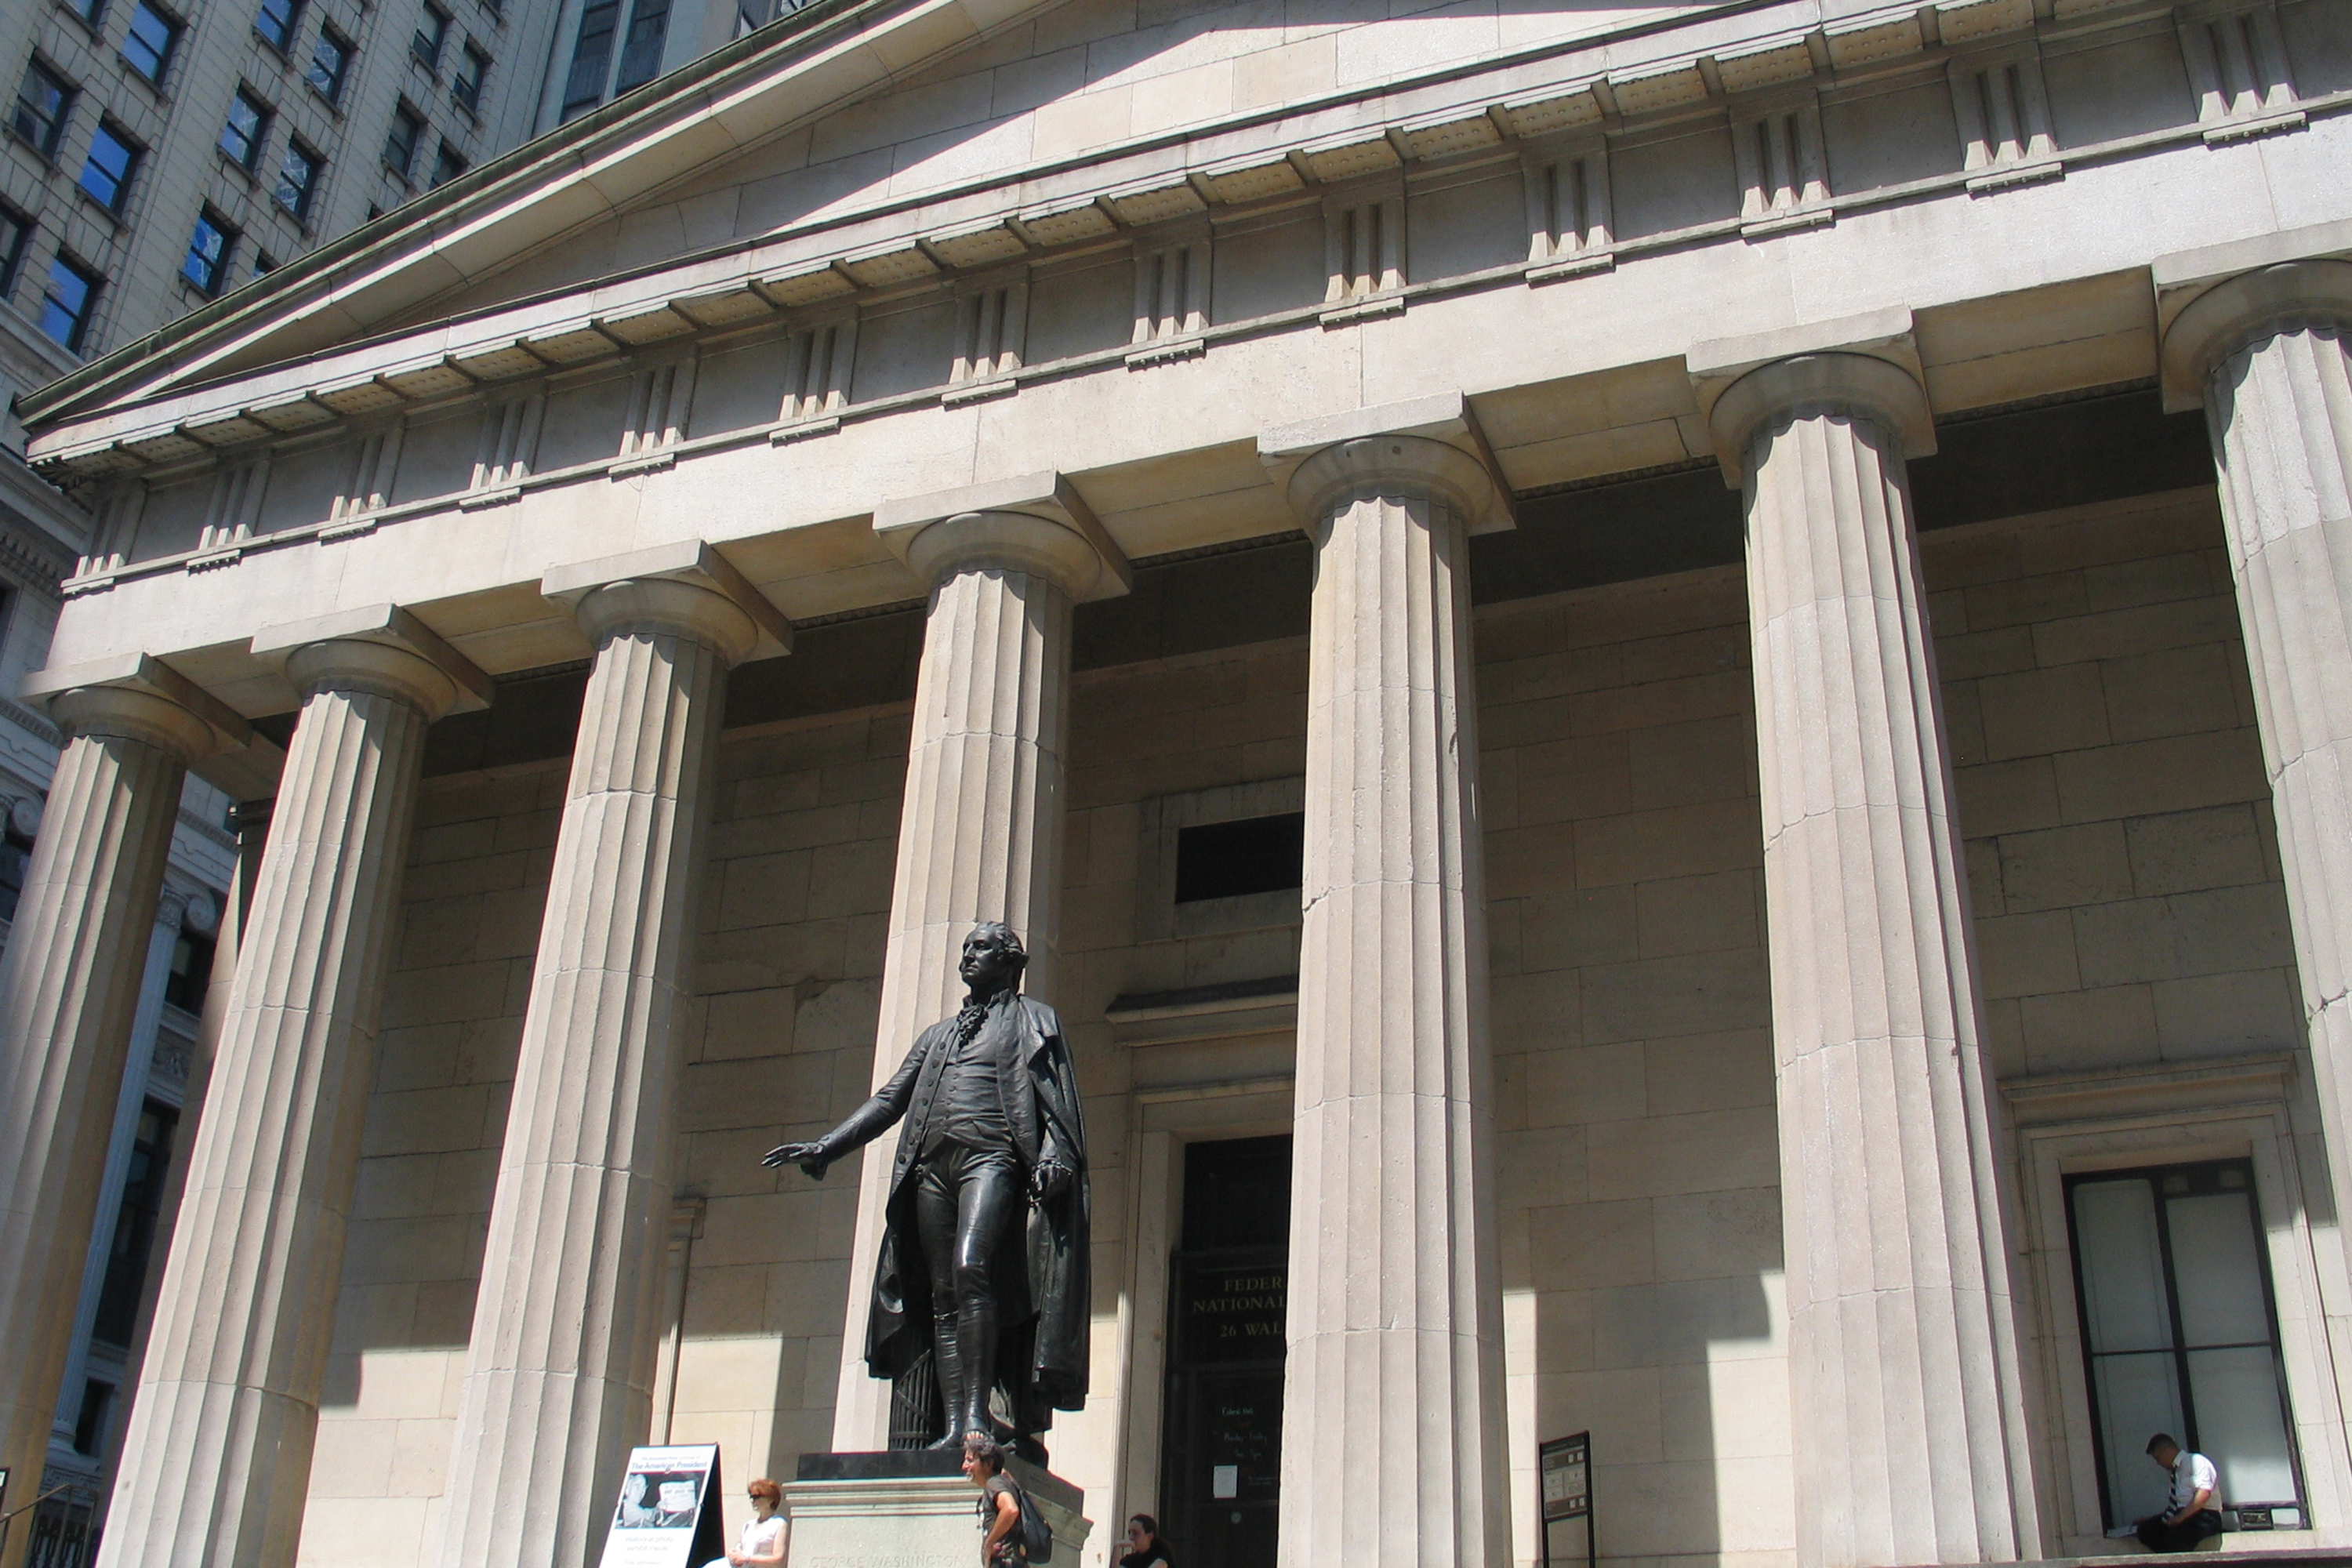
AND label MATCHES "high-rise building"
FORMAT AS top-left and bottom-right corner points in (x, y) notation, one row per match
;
(0, 0), (779, 1561)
